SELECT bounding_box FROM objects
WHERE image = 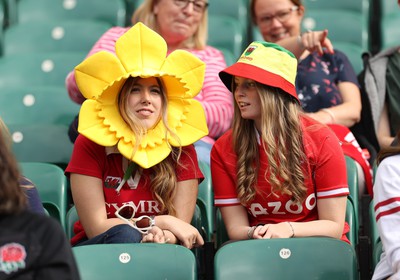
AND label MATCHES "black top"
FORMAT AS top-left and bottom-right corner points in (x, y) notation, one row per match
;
(0, 211), (80, 279)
